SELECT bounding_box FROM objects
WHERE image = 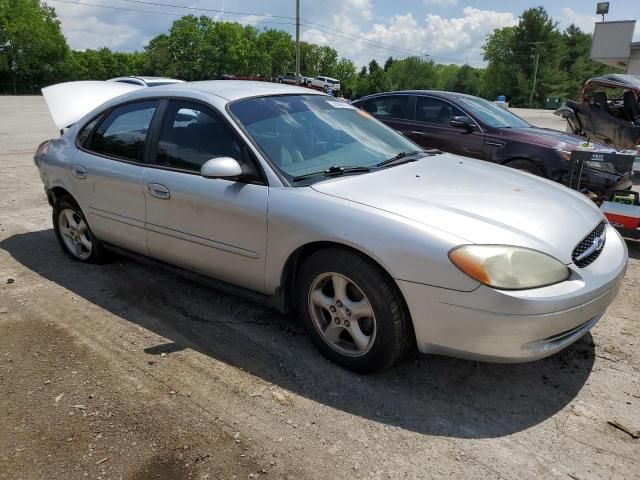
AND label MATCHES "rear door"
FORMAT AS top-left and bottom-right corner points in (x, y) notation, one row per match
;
(408, 95), (485, 159)
(72, 100), (160, 255)
(143, 99), (268, 292)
